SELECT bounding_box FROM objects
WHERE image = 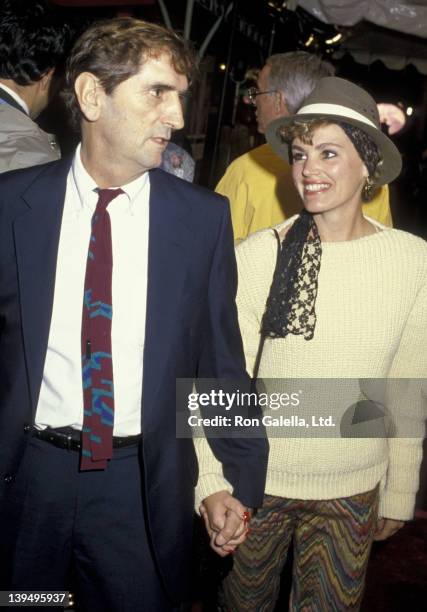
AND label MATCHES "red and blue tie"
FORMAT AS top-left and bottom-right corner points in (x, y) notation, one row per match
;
(80, 188), (123, 470)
